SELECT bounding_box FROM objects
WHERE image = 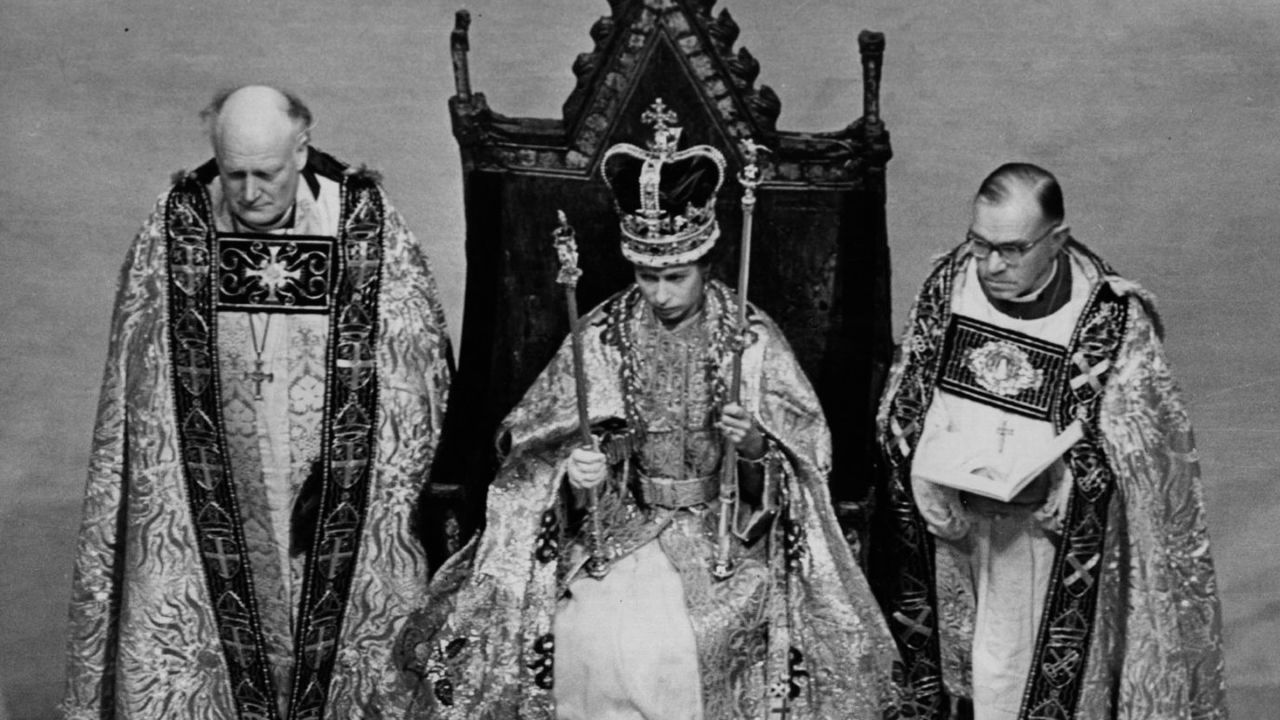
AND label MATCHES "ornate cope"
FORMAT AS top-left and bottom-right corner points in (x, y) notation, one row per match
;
(876, 243), (1131, 720)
